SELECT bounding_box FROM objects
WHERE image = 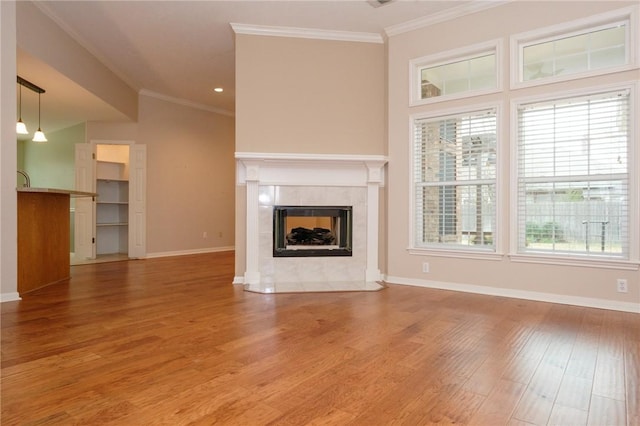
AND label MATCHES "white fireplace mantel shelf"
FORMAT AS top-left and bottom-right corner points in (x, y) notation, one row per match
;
(235, 152), (388, 294)
(236, 152), (388, 187)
